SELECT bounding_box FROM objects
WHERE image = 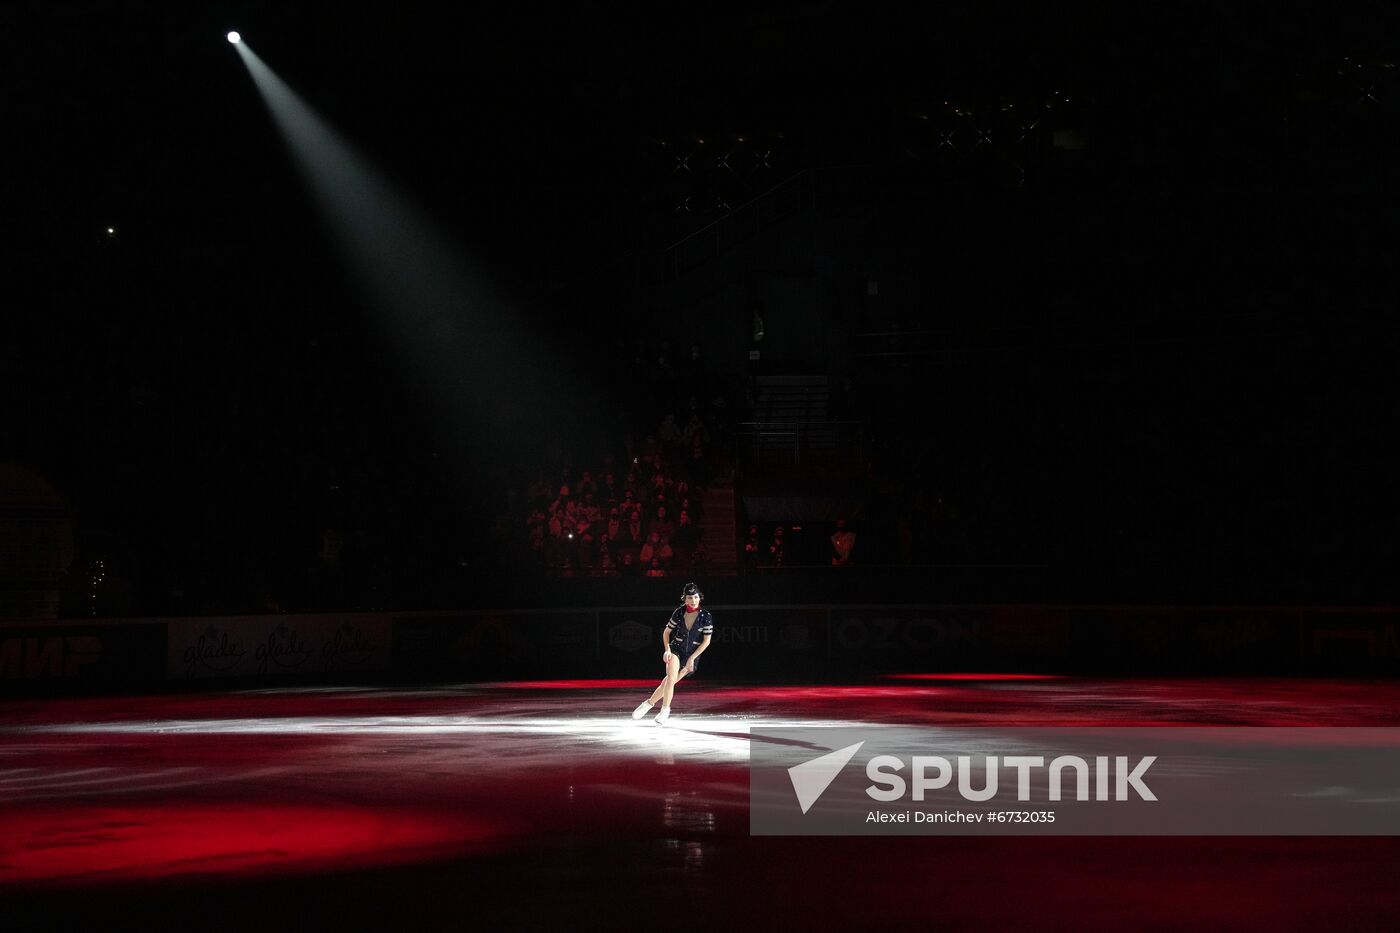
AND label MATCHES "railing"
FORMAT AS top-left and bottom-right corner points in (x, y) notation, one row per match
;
(641, 171), (816, 283)
(737, 419), (865, 468)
